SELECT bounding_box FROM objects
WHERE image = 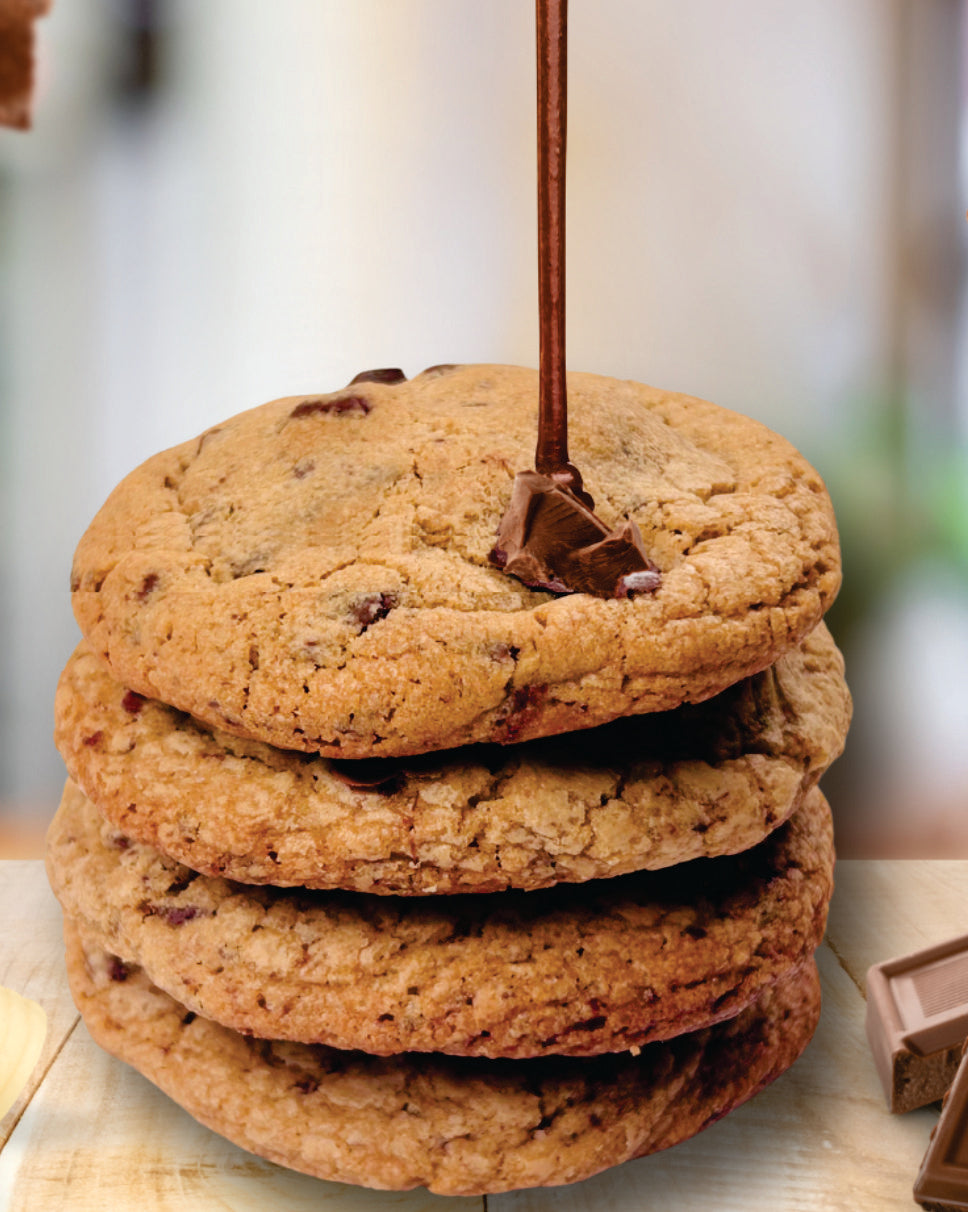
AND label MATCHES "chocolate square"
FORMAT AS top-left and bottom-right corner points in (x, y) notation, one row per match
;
(914, 1046), (968, 1209)
(867, 934), (968, 1114)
